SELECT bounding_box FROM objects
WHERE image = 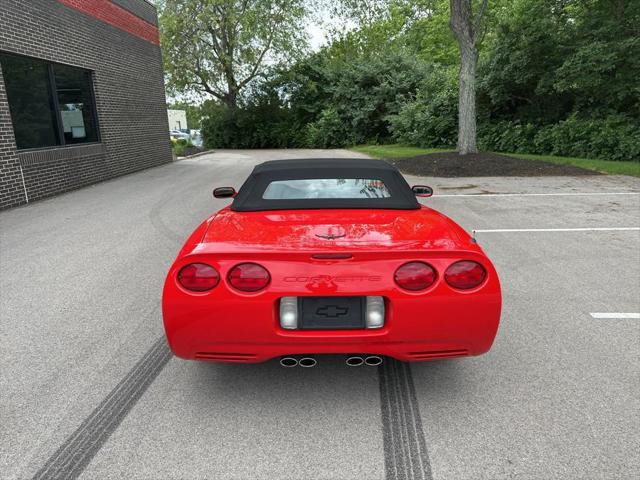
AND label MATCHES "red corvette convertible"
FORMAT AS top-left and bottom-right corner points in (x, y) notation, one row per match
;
(162, 159), (501, 366)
